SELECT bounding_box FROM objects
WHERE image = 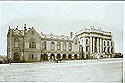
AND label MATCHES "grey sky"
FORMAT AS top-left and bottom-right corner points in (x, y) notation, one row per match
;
(0, 2), (123, 55)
